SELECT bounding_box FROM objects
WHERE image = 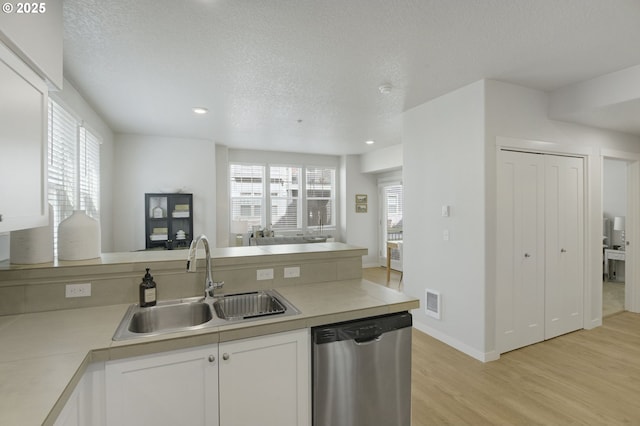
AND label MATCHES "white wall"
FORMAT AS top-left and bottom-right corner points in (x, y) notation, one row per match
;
(51, 80), (115, 252)
(403, 78), (640, 362)
(215, 144), (230, 248)
(485, 79), (640, 345)
(603, 158), (628, 248)
(340, 155), (378, 266)
(603, 158), (628, 219)
(360, 144), (402, 174)
(403, 80), (488, 359)
(113, 135), (216, 252)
